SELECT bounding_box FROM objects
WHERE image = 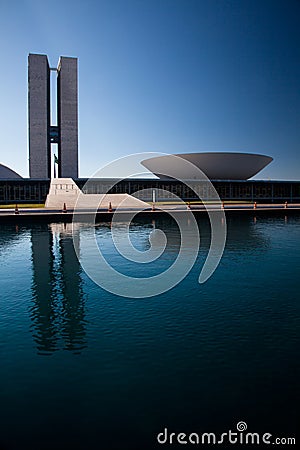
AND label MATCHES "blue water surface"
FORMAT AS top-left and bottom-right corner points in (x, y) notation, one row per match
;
(0, 214), (299, 450)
